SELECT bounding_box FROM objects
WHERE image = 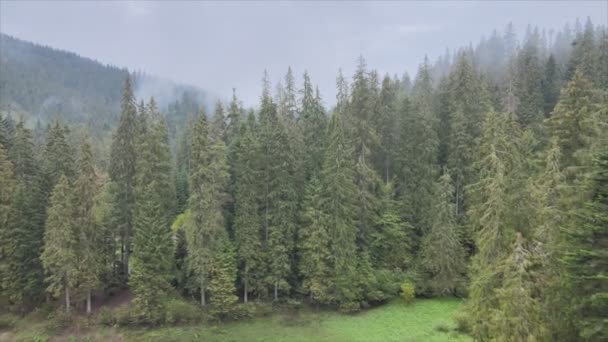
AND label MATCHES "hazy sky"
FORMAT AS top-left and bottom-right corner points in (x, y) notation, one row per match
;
(1, 1), (606, 106)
